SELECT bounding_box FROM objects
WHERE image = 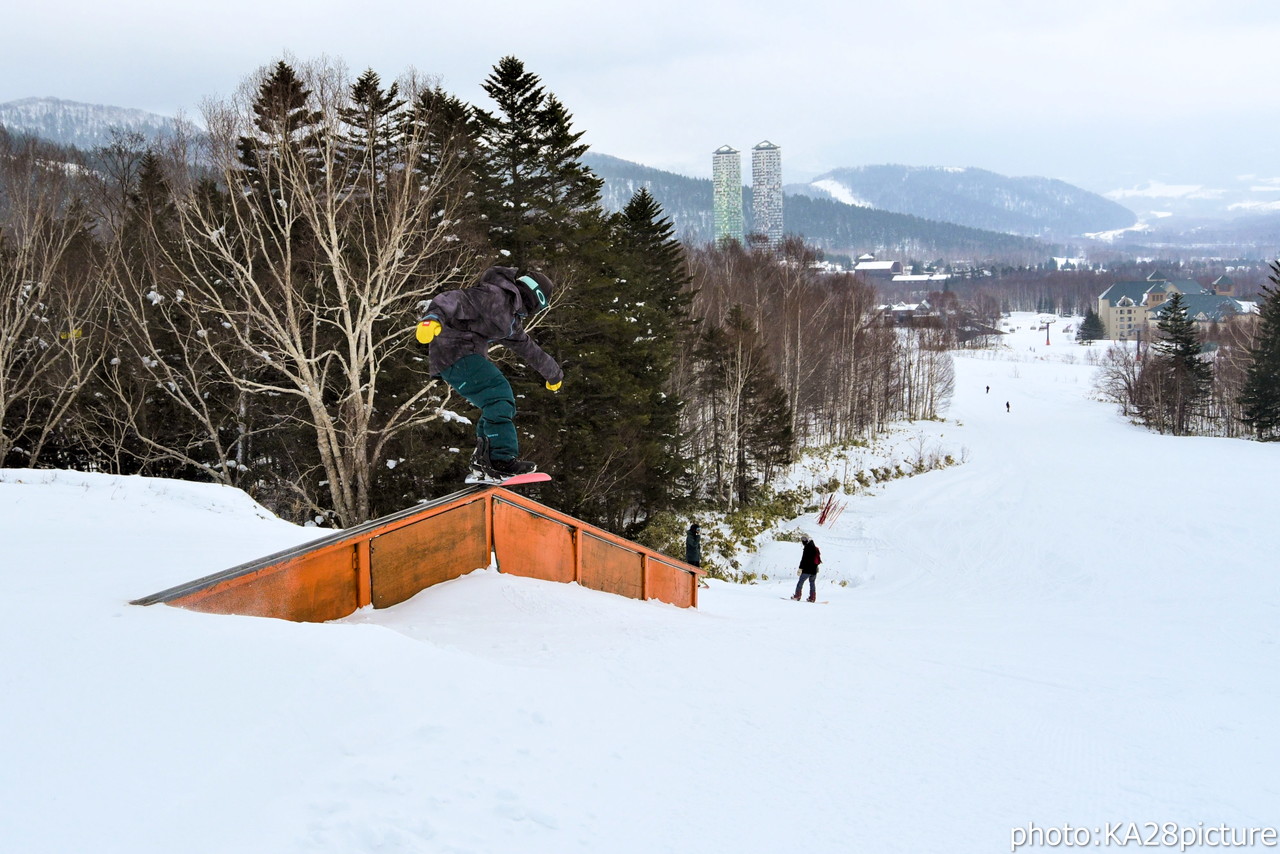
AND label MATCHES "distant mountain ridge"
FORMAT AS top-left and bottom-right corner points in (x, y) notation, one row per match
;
(791, 165), (1137, 239)
(0, 97), (186, 149)
(585, 153), (1049, 262)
